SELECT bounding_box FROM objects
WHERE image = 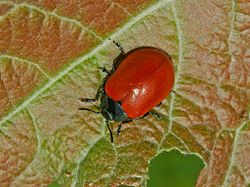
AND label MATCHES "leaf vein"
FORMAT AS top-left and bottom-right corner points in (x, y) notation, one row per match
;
(0, 55), (50, 78)
(11, 108), (42, 185)
(15, 2), (103, 41)
(167, 2), (183, 133)
(222, 120), (249, 186)
(157, 1), (183, 151)
(72, 137), (103, 187)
